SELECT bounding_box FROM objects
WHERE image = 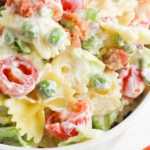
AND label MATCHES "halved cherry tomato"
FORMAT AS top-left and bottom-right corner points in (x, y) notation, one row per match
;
(45, 100), (91, 140)
(119, 65), (145, 100)
(61, 0), (84, 13)
(0, 57), (39, 97)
